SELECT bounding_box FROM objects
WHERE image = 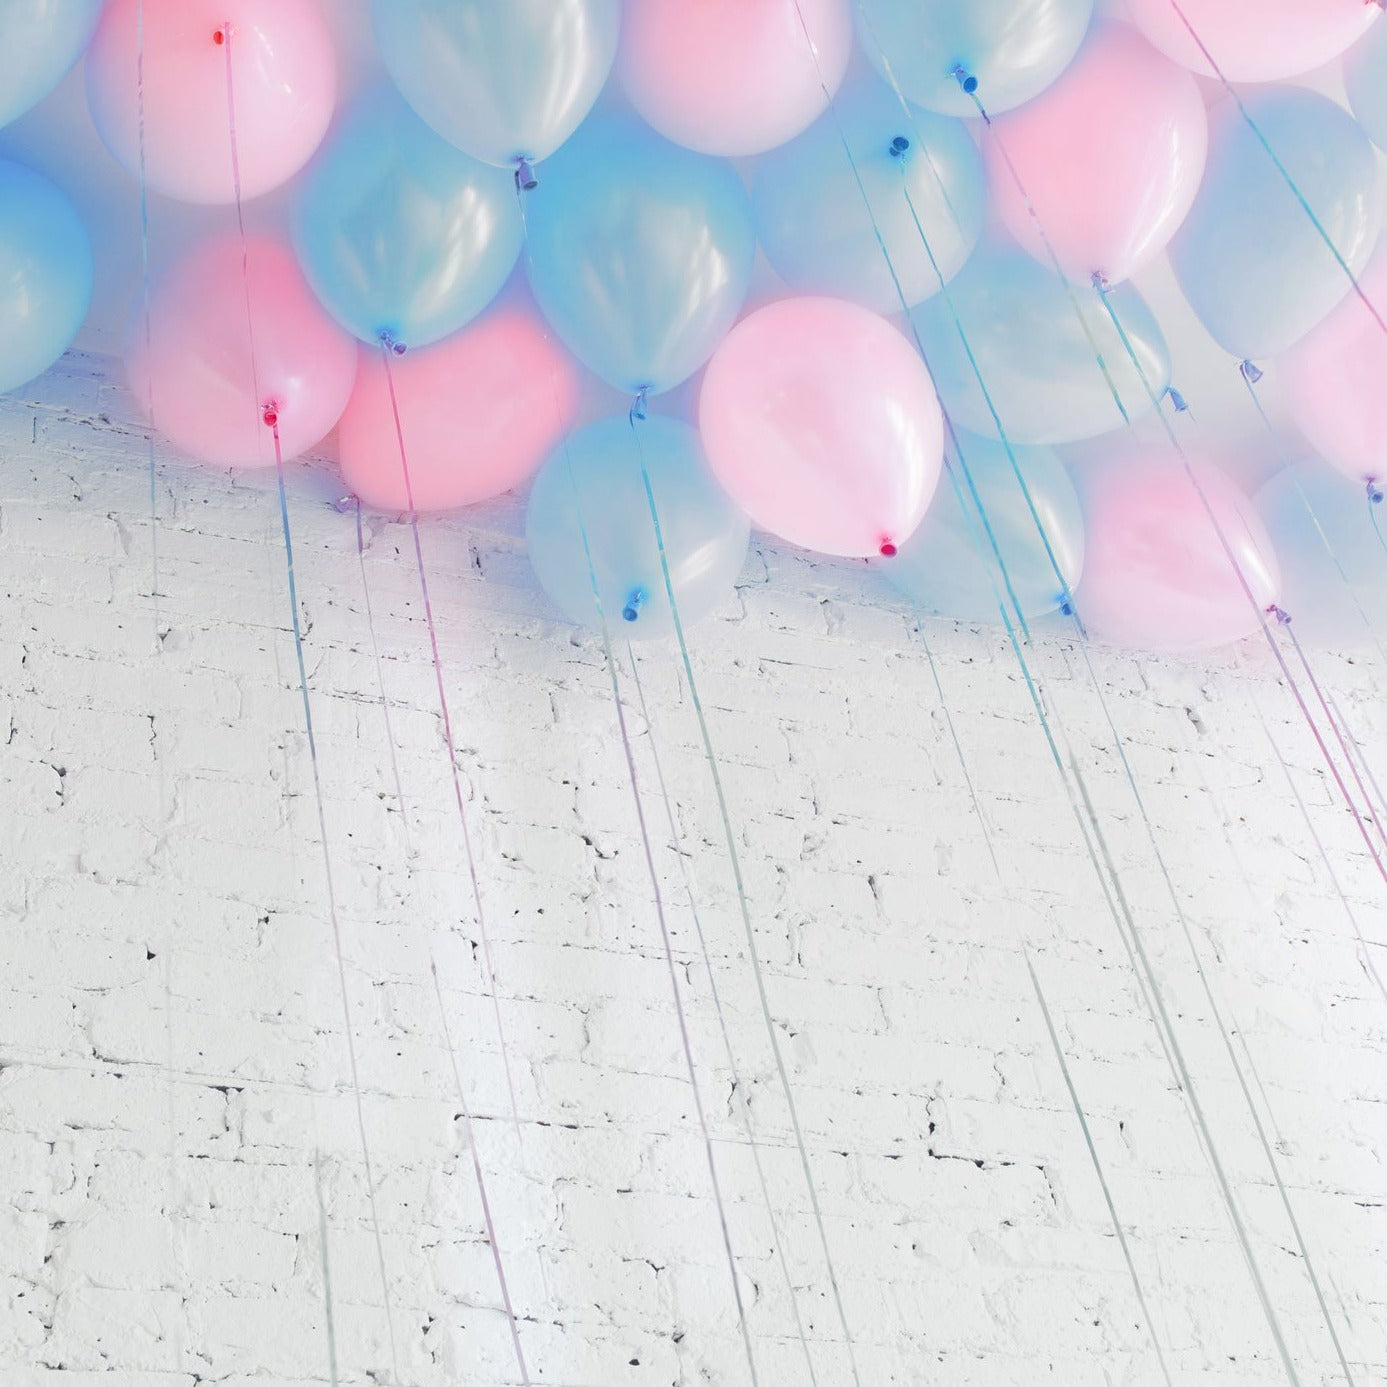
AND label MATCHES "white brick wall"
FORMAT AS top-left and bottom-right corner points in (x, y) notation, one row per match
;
(1, 354), (1384, 1387)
